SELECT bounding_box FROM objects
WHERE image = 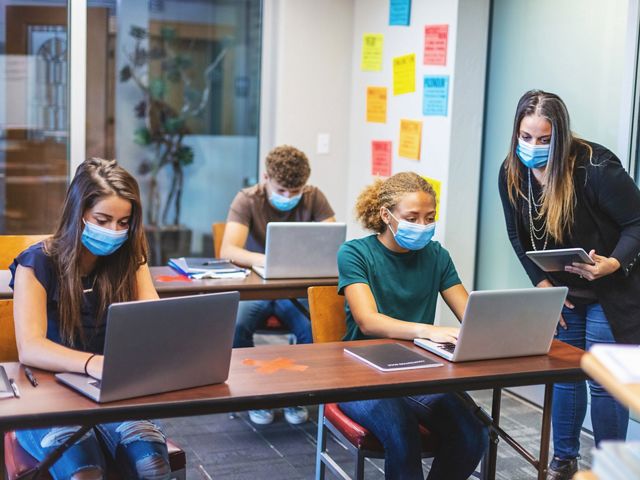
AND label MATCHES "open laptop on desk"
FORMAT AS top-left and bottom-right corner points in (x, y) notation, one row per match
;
(56, 291), (239, 402)
(414, 287), (568, 362)
(253, 222), (347, 279)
